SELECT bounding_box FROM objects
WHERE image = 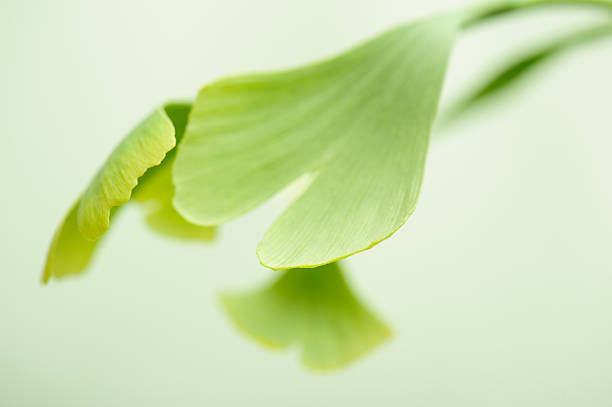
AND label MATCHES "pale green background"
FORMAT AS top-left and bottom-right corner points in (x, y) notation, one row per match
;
(2, 0), (612, 405)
